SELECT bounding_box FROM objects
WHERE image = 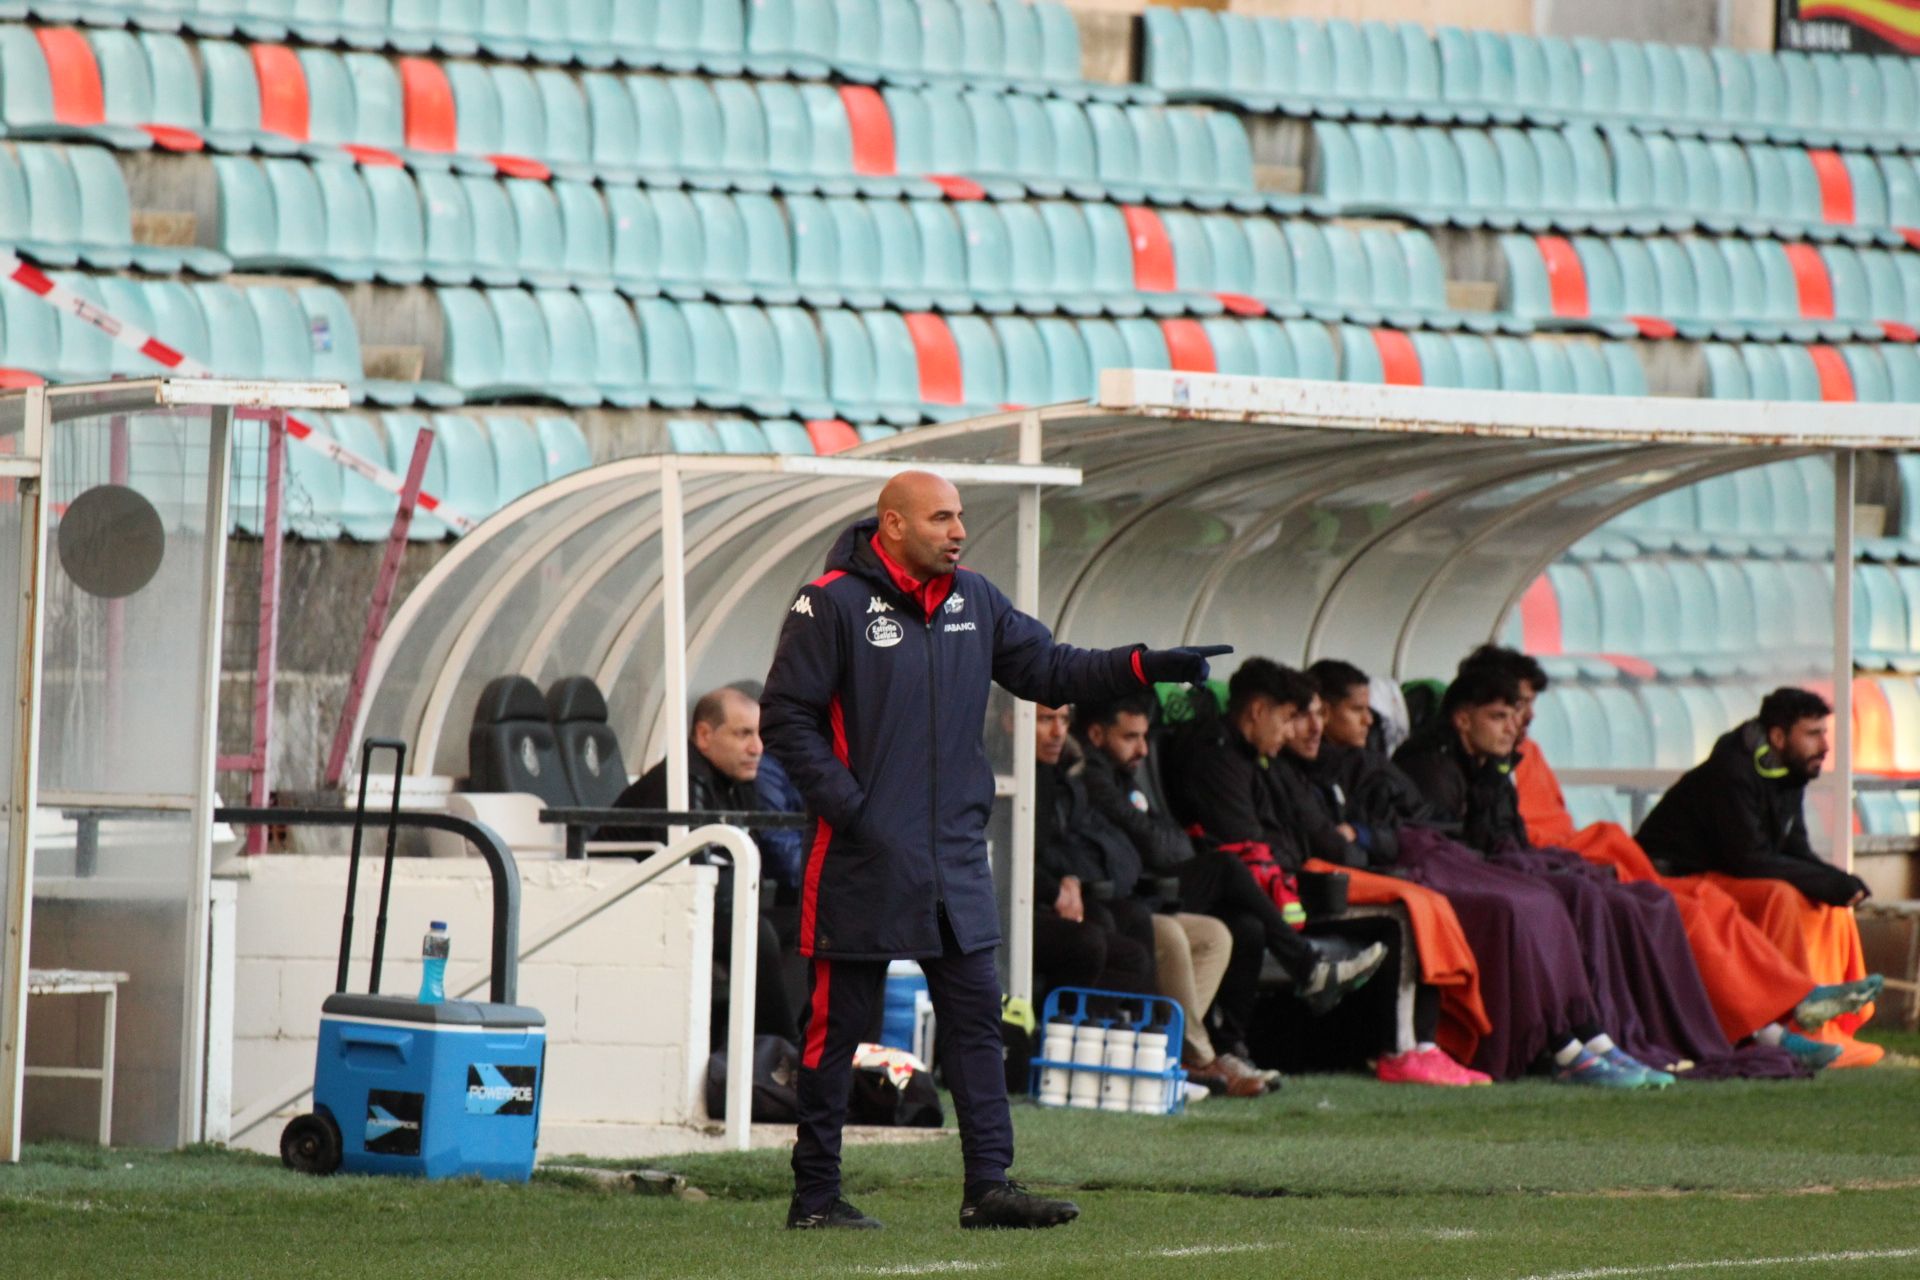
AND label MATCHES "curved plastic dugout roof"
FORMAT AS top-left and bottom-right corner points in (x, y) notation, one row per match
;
(358, 372), (1896, 781)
